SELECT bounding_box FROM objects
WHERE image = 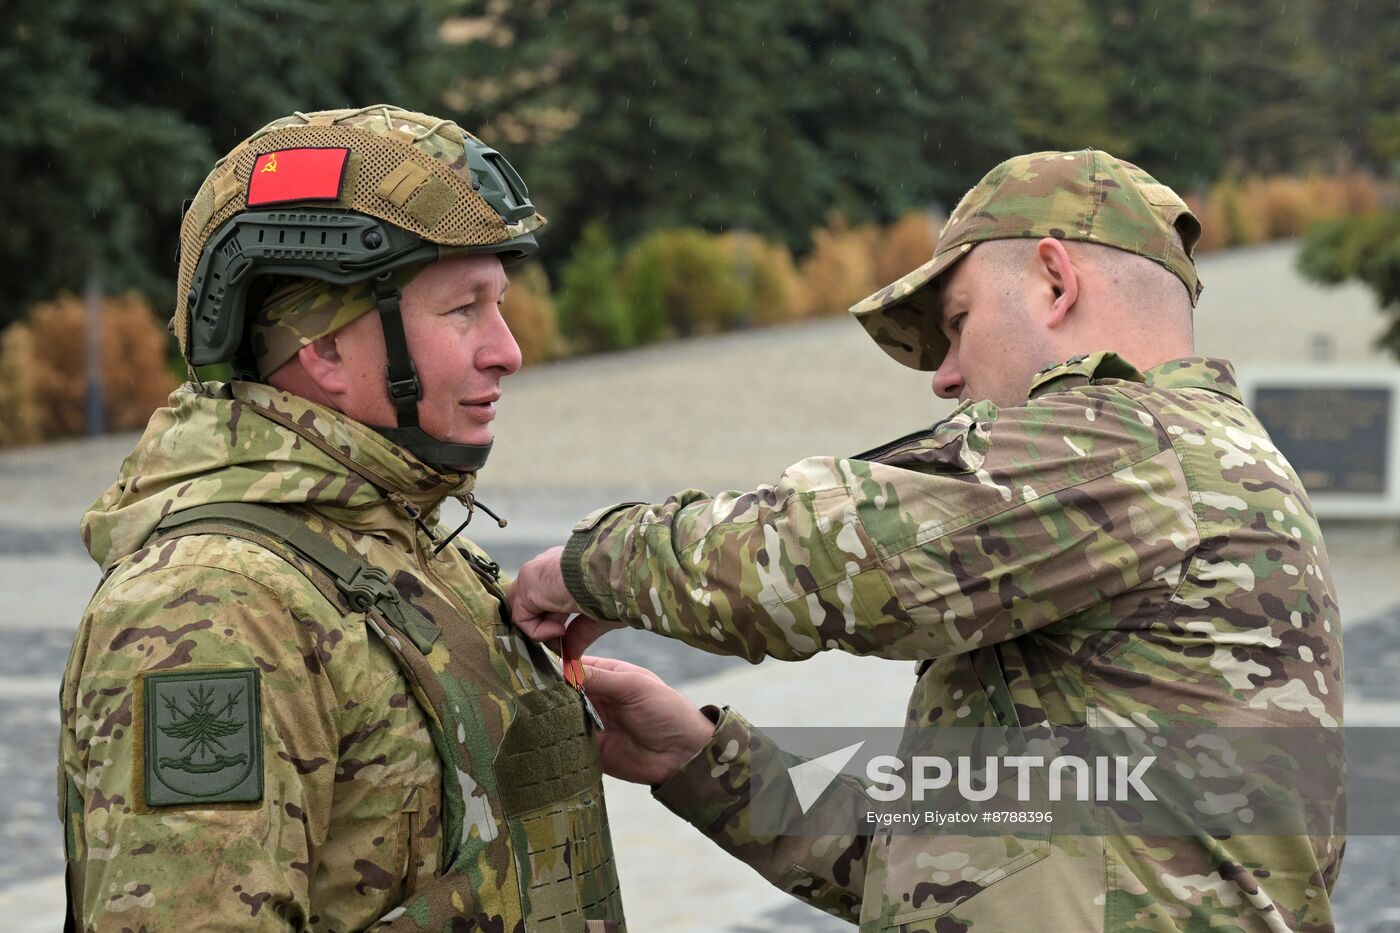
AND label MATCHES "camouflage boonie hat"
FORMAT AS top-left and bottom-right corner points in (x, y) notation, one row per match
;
(849, 149), (1204, 370)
